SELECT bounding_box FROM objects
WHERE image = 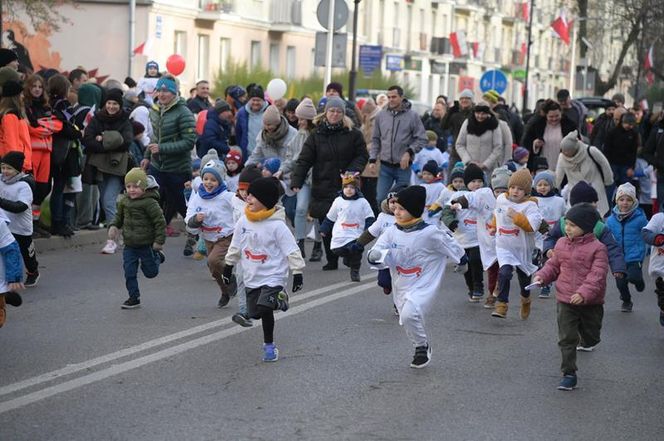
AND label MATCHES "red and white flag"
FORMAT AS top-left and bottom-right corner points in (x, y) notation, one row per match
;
(519, 41), (528, 65)
(133, 39), (153, 57)
(519, 2), (529, 21)
(450, 31), (468, 58)
(472, 42), (485, 60)
(644, 45), (654, 71)
(551, 12), (570, 45)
